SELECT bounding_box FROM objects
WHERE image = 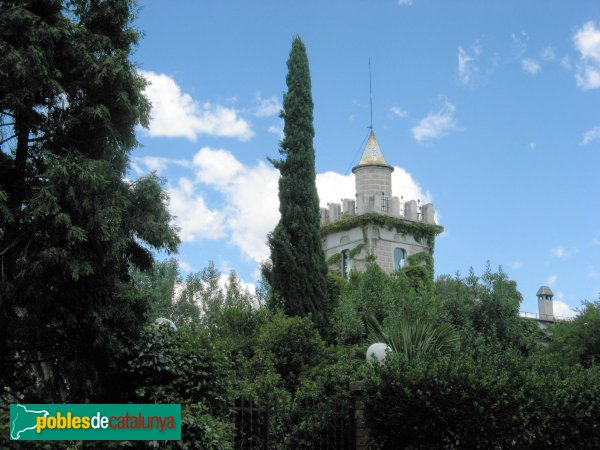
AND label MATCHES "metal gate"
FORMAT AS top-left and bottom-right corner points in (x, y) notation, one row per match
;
(228, 397), (354, 449)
